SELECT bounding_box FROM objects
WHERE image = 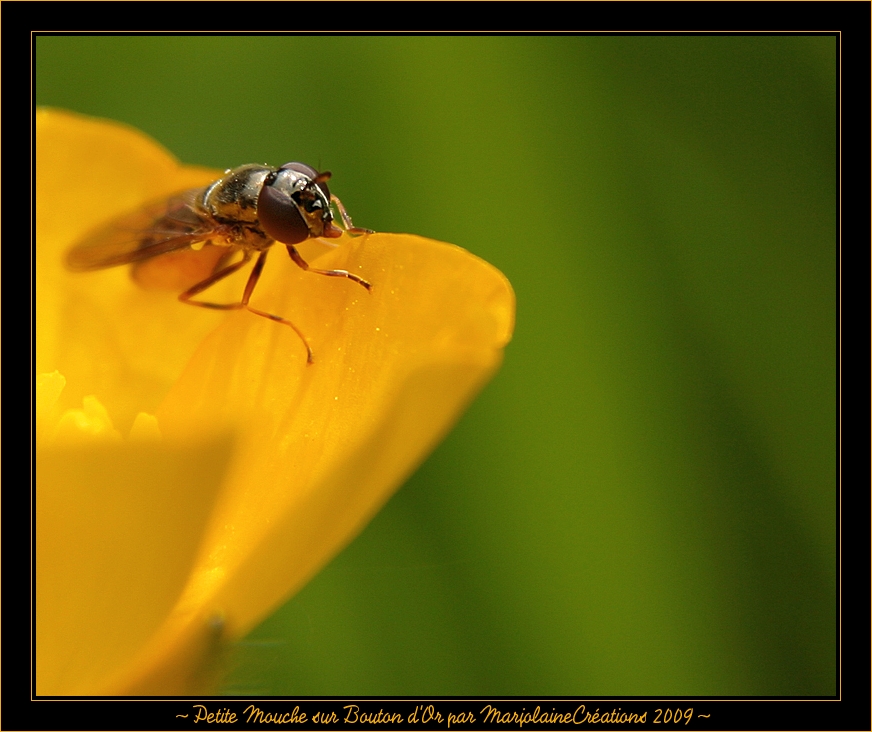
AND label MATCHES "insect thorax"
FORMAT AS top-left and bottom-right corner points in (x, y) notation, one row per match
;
(201, 164), (276, 251)
(204, 164), (272, 225)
